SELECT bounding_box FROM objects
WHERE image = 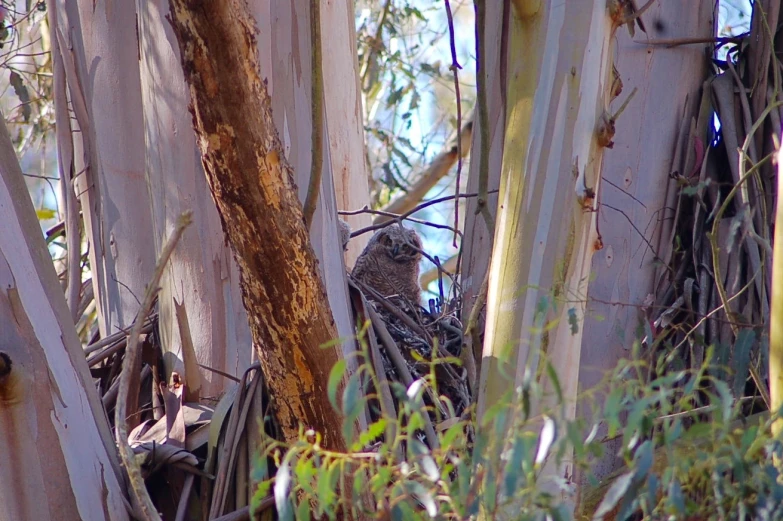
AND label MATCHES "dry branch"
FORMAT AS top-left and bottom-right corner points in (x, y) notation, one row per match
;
(374, 118), (473, 224)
